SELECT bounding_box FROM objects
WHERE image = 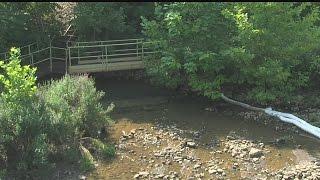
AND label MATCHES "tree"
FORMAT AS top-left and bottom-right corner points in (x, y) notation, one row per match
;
(73, 2), (155, 41)
(0, 2), (62, 52)
(223, 2), (320, 103)
(142, 2), (320, 104)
